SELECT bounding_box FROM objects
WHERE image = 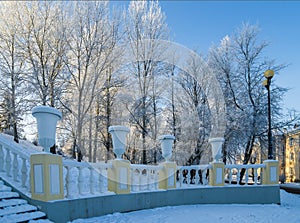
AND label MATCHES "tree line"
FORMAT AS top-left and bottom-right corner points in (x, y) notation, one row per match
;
(0, 1), (297, 165)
